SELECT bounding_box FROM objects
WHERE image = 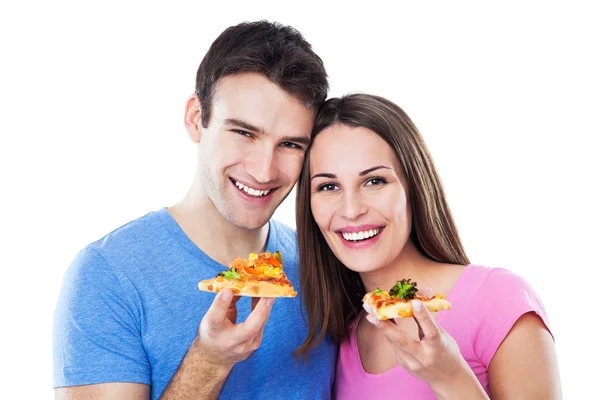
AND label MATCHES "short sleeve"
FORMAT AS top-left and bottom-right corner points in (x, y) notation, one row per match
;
(53, 247), (150, 387)
(470, 268), (553, 367)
